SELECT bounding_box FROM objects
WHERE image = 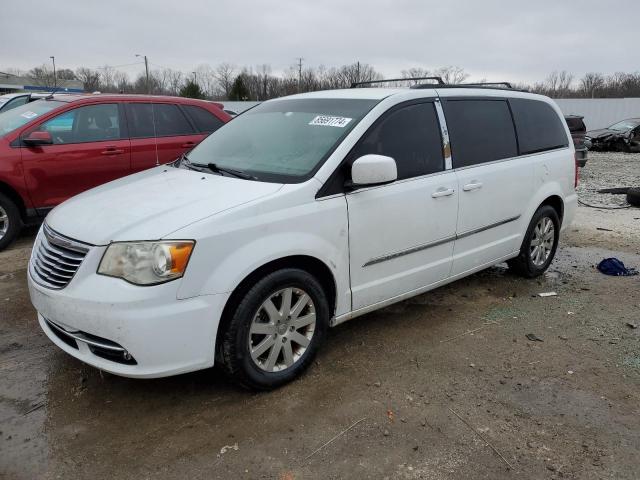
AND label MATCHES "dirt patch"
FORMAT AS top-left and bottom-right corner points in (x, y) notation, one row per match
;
(1, 203), (639, 479)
